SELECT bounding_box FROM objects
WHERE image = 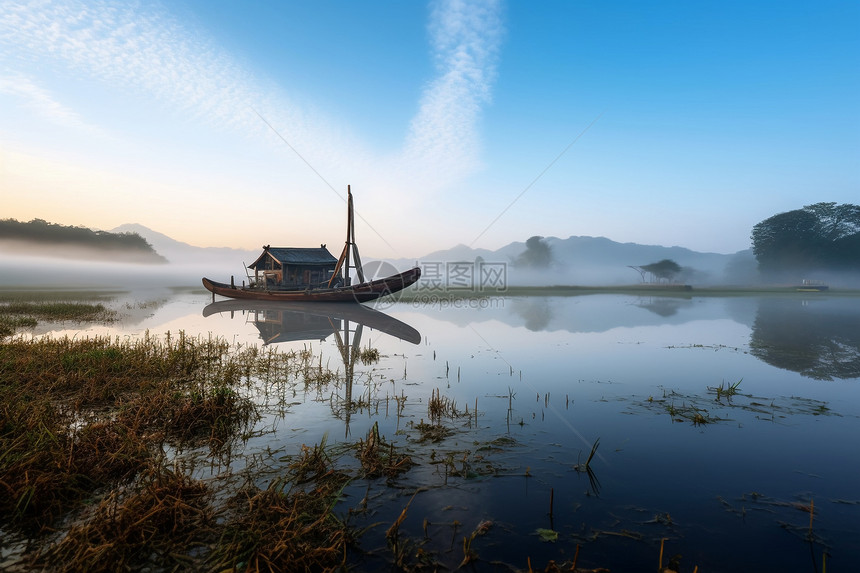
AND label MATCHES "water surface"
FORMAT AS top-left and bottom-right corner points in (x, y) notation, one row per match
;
(31, 290), (860, 571)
